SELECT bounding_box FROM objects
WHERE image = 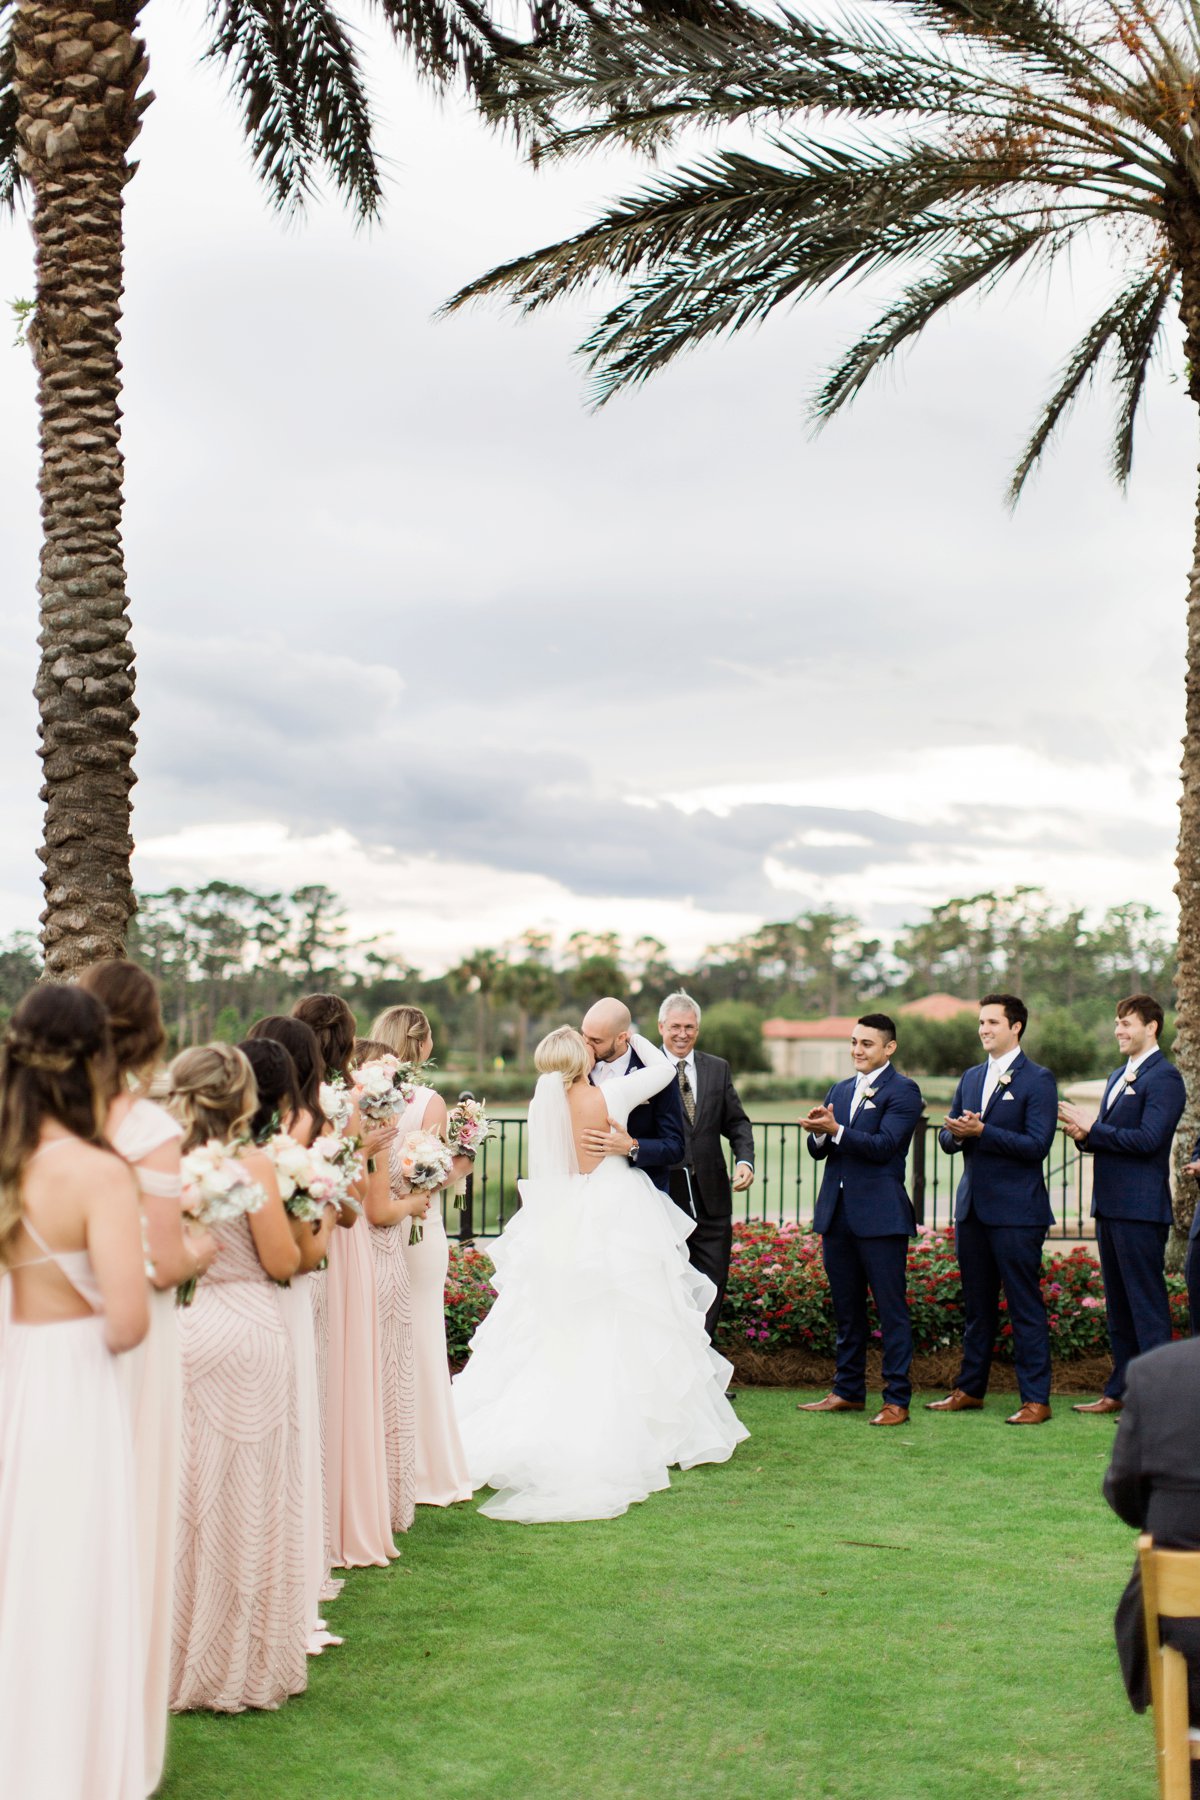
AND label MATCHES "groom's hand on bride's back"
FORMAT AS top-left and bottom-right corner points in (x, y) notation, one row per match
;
(582, 1121), (633, 1158)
